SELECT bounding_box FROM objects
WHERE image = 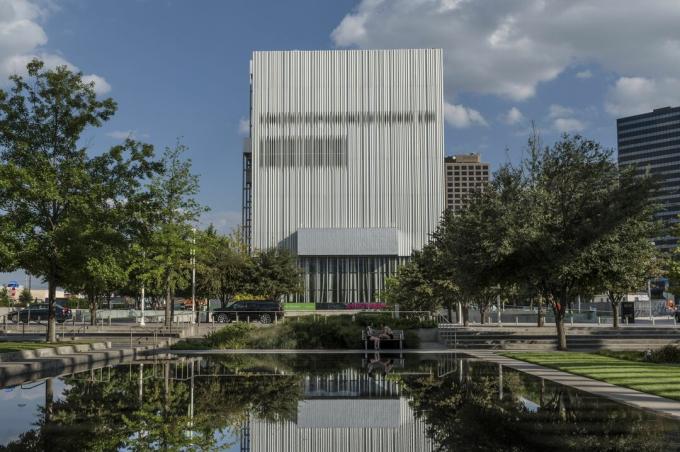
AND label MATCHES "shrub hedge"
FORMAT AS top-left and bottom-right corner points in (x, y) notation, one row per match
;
(173, 314), (429, 350)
